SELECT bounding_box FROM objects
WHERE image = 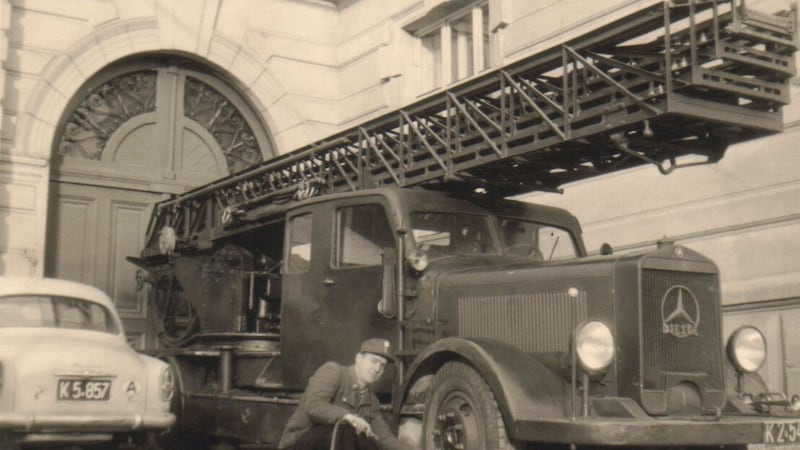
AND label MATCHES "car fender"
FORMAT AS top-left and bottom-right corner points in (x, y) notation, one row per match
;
(398, 337), (569, 432)
(157, 355), (187, 429)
